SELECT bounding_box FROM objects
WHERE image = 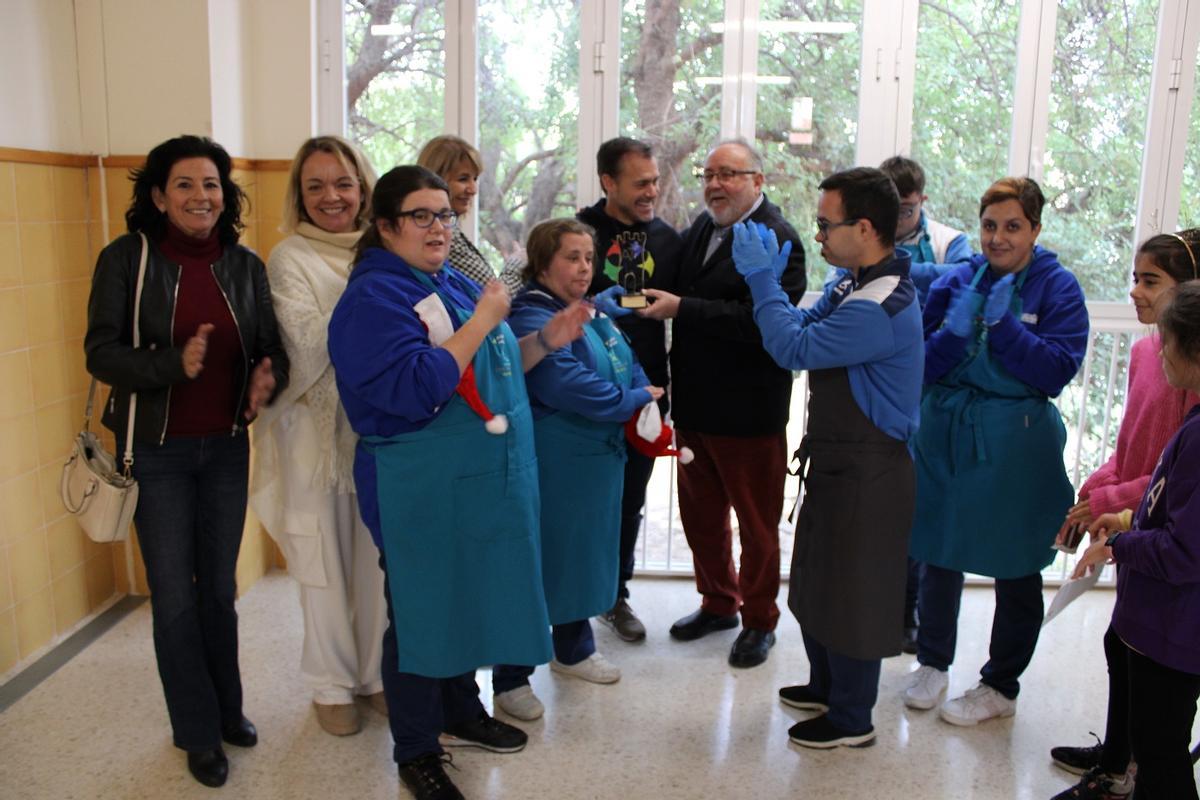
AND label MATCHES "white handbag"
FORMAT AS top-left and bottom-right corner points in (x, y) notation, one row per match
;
(60, 233), (148, 543)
